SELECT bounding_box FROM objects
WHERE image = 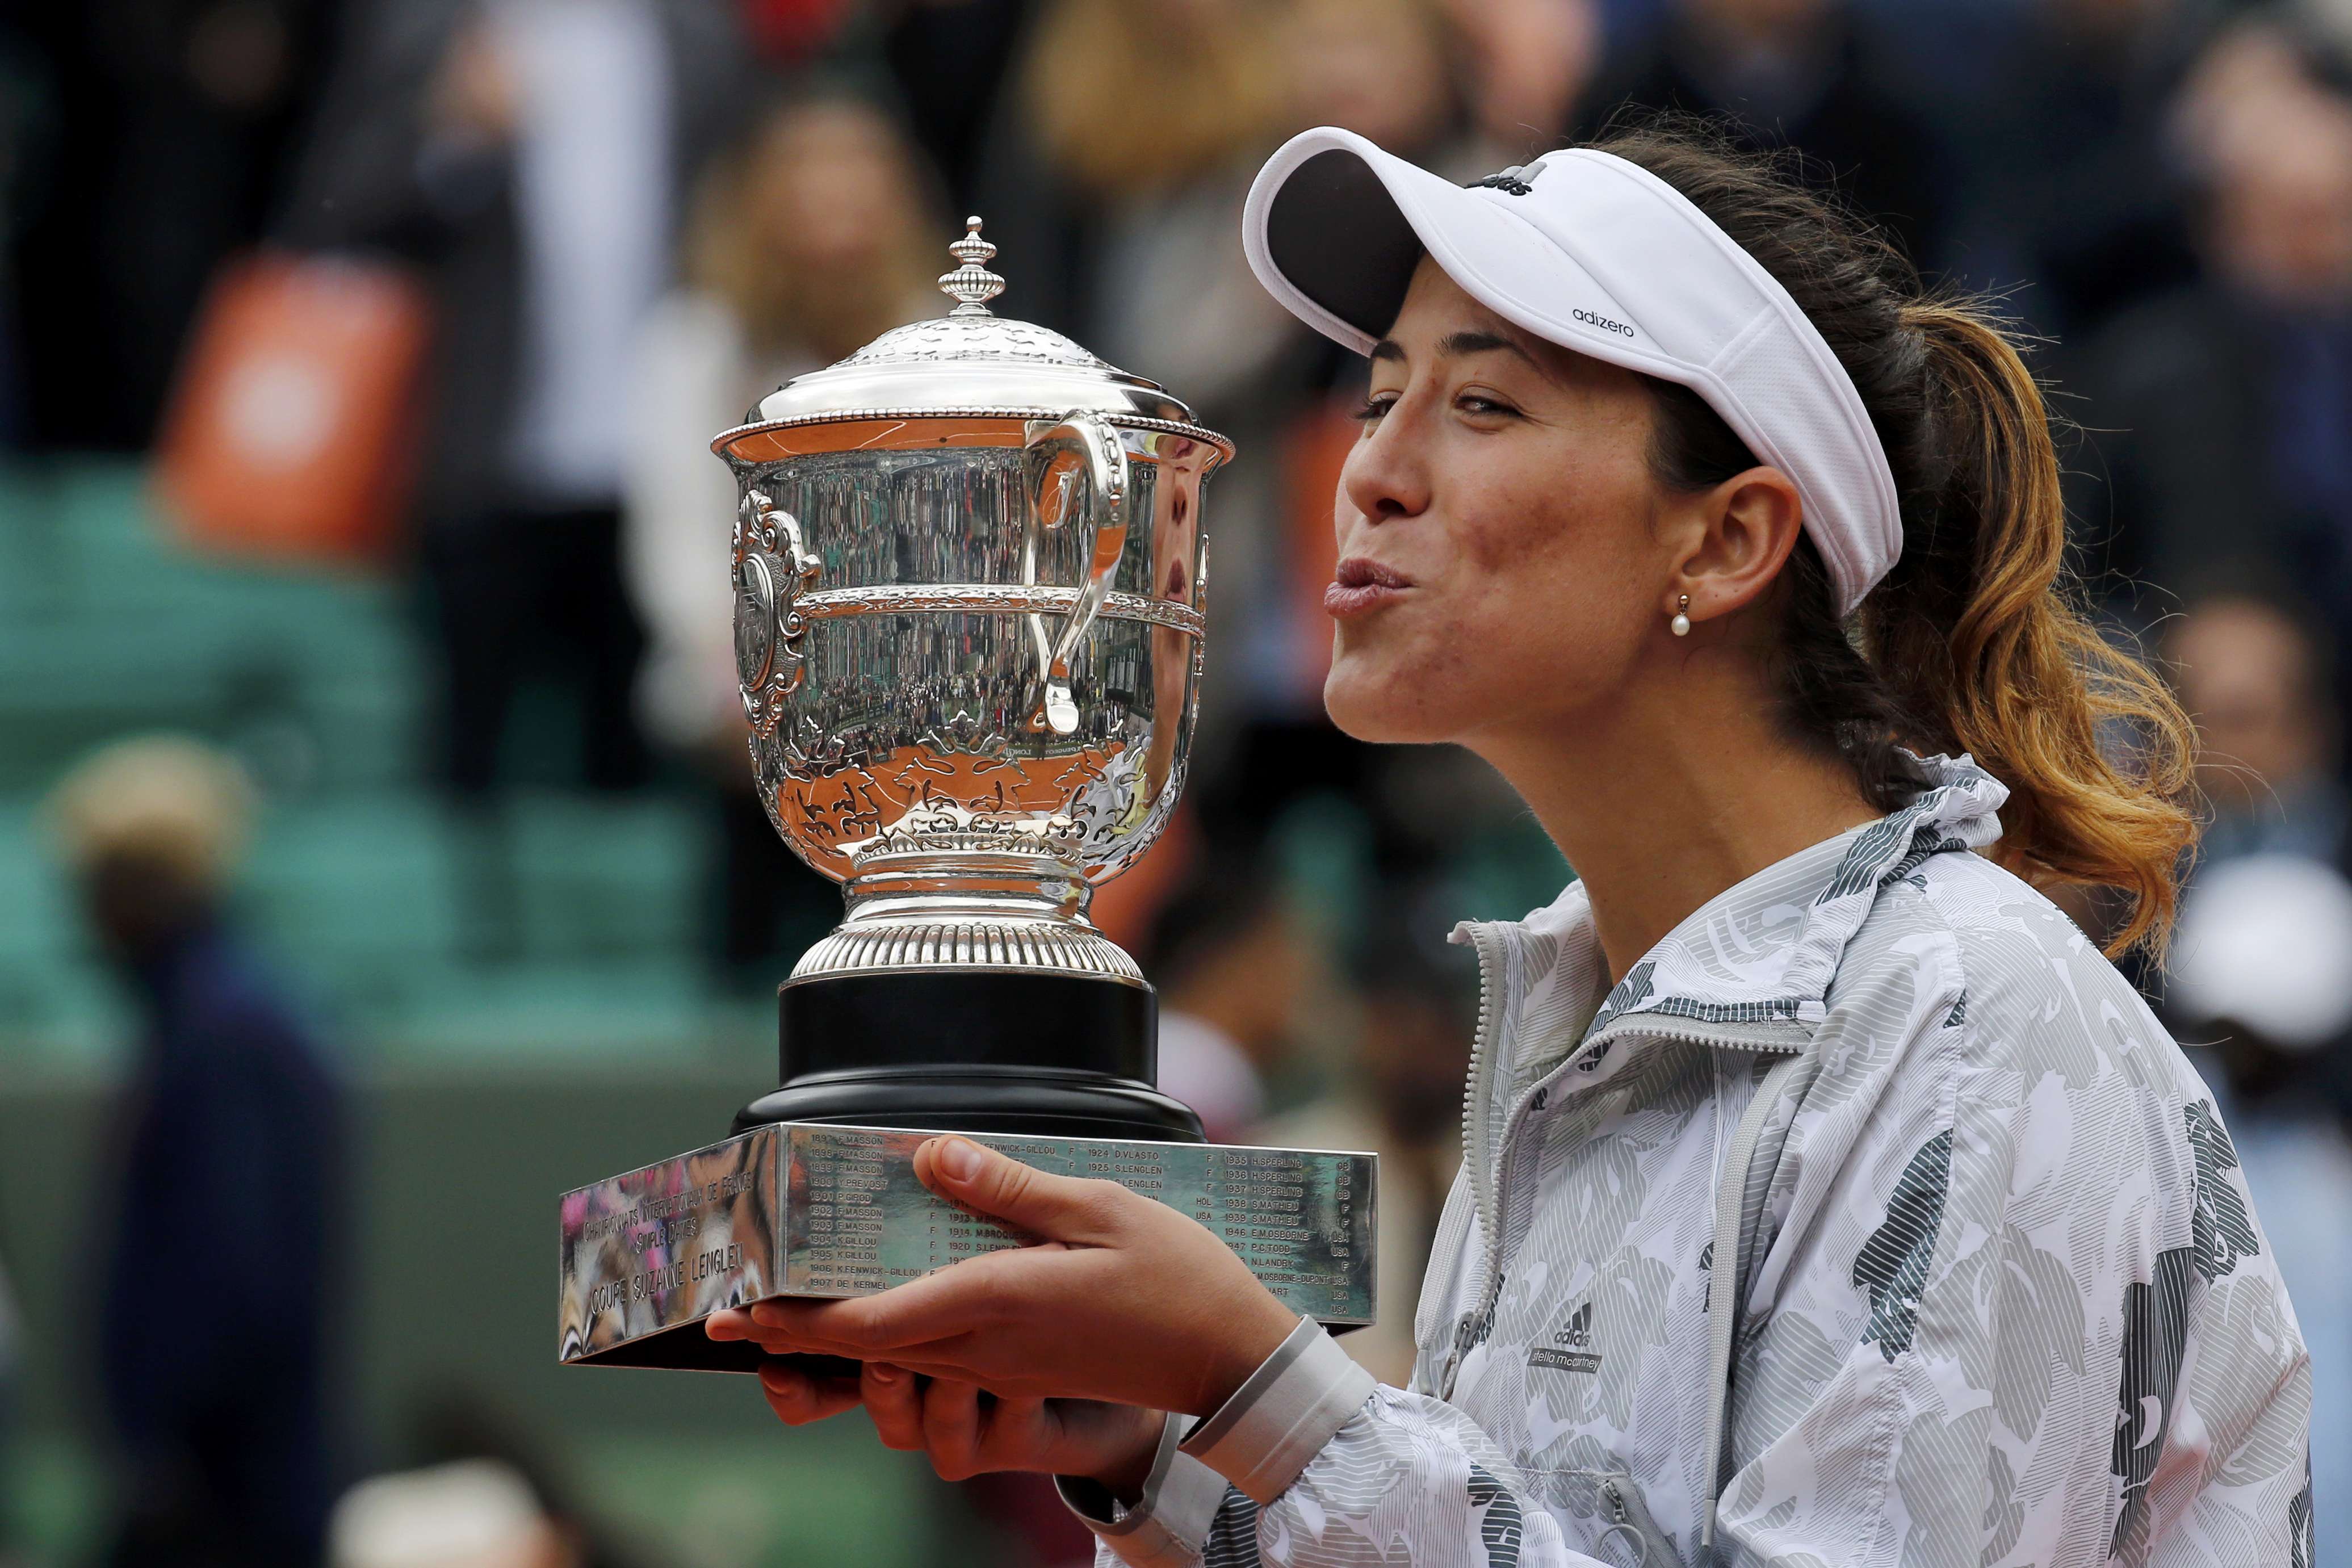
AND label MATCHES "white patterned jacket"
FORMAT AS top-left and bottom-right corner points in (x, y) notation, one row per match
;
(1063, 754), (2313, 1566)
